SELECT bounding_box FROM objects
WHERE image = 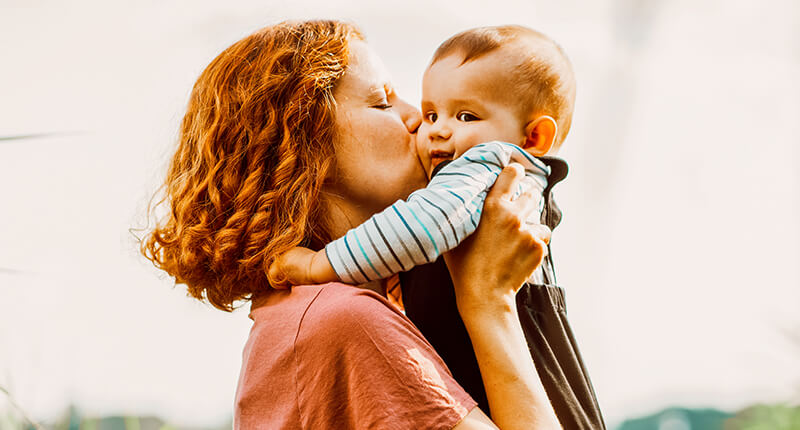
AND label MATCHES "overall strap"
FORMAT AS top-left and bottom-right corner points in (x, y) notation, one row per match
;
(537, 156), (568, 286)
